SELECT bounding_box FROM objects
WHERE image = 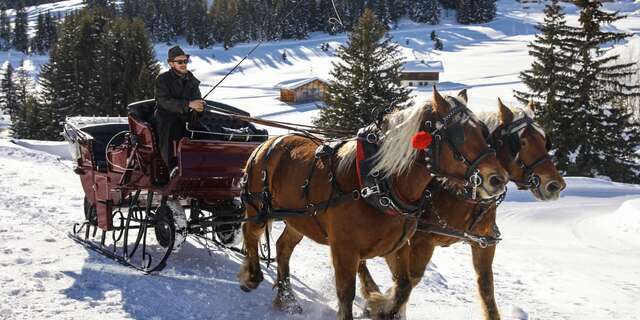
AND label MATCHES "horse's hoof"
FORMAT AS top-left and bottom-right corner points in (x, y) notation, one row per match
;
(282, 303), (303, 315)
(237, 269), (263, 292)
(273, 298), (302, 315)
